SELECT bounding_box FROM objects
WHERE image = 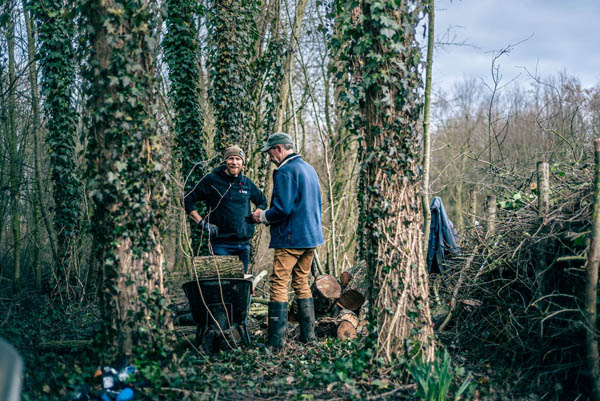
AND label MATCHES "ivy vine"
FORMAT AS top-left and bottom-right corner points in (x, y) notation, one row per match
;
(332, 0), (433, 360)
(206, 0), (259, 155)
(78, 0), (171, 359)
(163, 0), (208, 252)
(30, 0), (81, 281)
